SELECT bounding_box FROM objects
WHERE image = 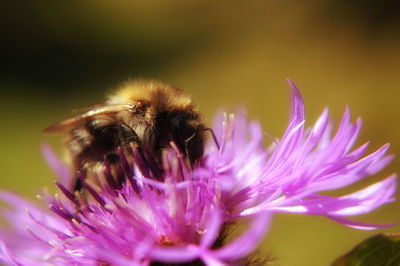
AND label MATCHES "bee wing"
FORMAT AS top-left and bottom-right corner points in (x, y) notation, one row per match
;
(70, 102), (108, 115)
(44, 104), (137, 133)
